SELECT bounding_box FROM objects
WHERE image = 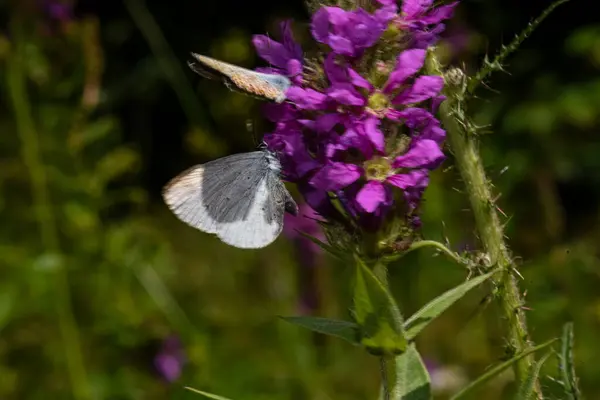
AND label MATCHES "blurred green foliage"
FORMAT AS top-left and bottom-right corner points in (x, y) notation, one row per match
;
(0, 0), (599, 399)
